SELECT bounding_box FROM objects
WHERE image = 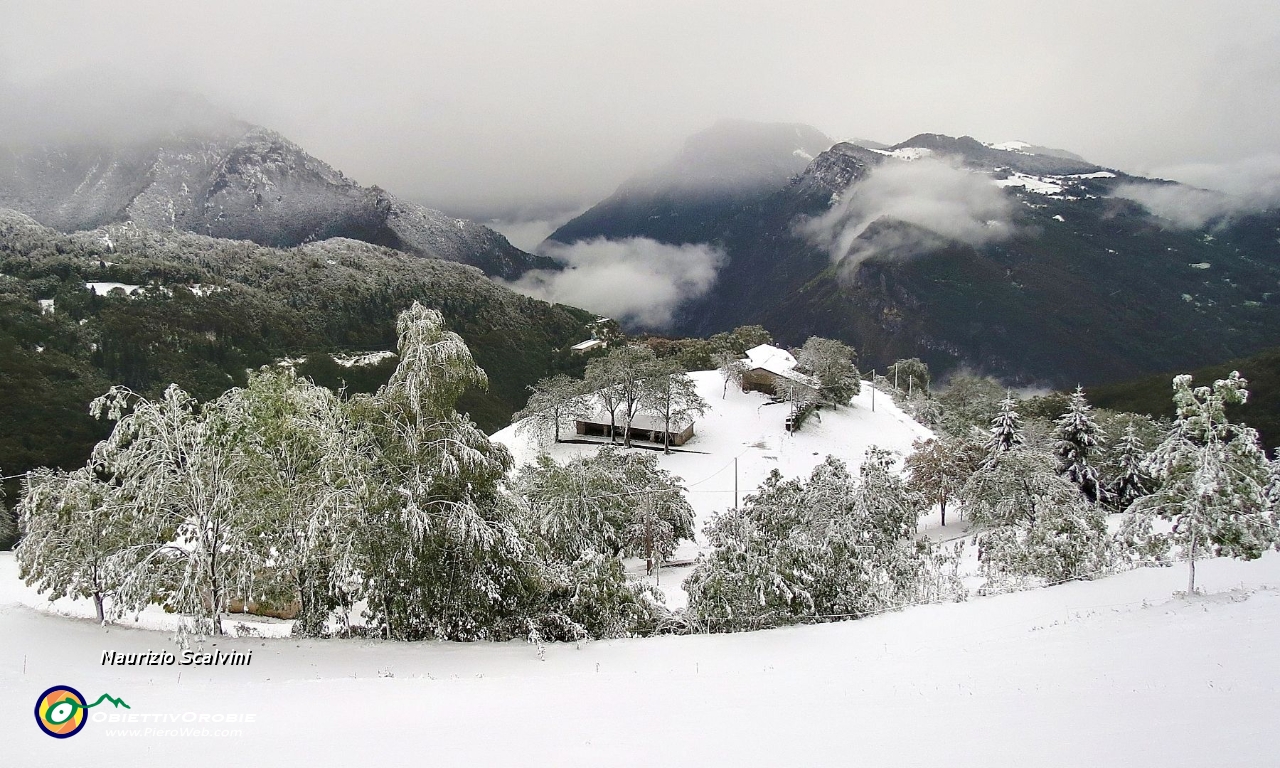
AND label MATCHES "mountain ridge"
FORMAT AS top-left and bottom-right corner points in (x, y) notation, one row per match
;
(0, 120), (551, 279)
